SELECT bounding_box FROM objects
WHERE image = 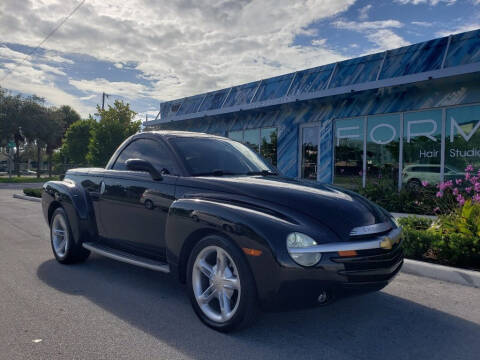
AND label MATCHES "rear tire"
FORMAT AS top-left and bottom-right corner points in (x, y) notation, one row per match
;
(187, 235), (259, 332)
(50, 207), (90, 264)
